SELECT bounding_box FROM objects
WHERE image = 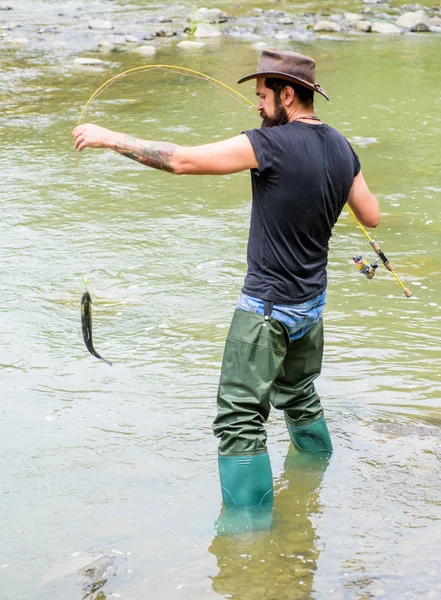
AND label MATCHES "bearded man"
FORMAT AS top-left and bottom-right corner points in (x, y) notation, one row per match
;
(73, 50), (380, 529)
